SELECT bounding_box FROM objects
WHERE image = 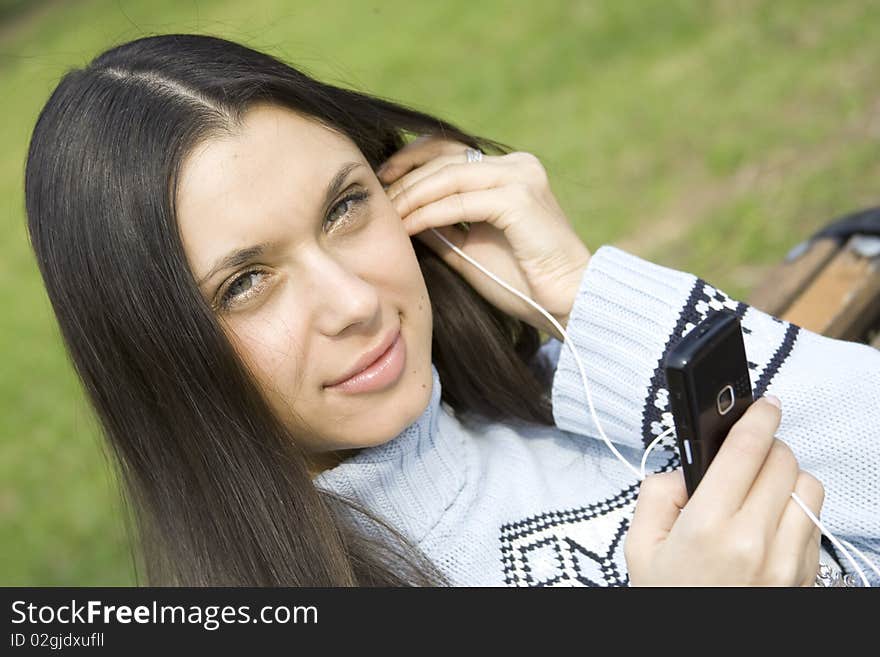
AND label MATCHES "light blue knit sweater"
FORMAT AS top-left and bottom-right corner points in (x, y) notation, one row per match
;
(315, 245), (880, 586)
